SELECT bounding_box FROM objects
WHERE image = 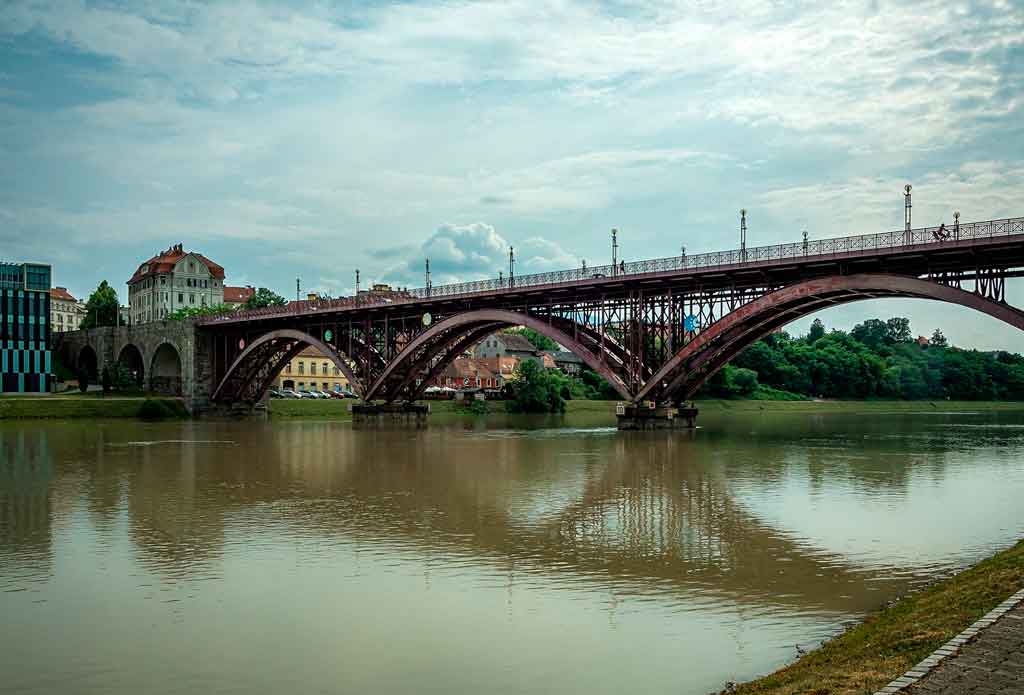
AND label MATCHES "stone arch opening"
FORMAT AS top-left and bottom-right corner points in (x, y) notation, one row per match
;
(150, 342), (183, 396)
(117, 344), (146, 389)
(77, 345), (99, 382)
